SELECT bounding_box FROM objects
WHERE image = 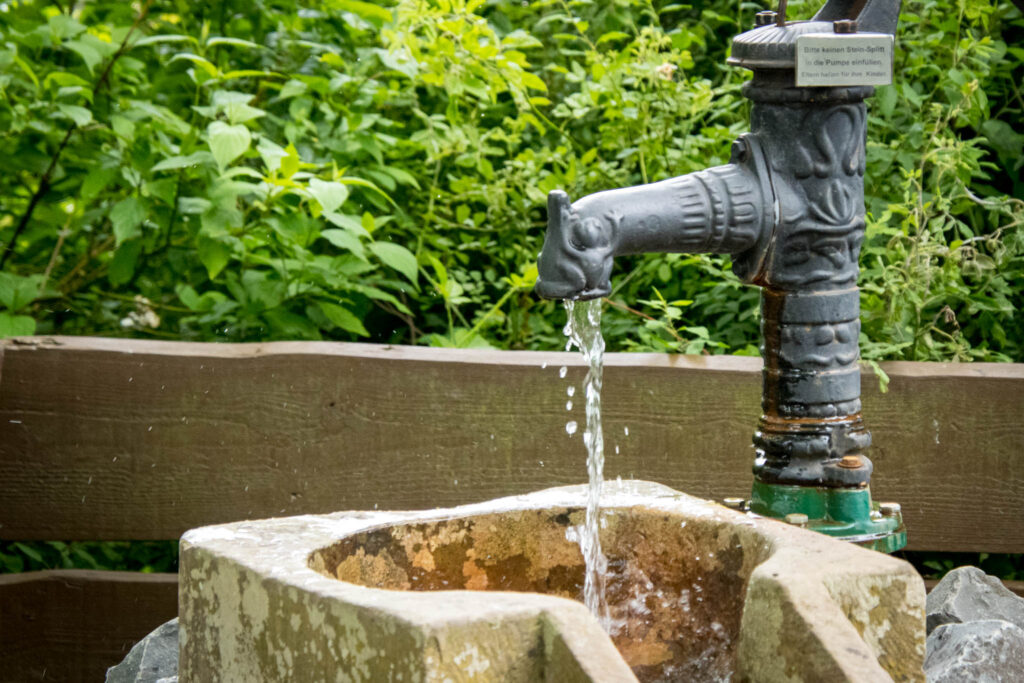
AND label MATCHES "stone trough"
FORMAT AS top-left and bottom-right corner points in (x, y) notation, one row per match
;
(179, 481), (925, 681)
